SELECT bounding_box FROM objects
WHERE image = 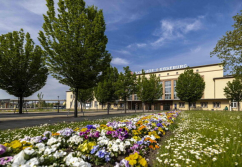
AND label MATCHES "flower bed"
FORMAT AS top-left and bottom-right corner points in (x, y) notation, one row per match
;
(0, 111), (180, 167)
